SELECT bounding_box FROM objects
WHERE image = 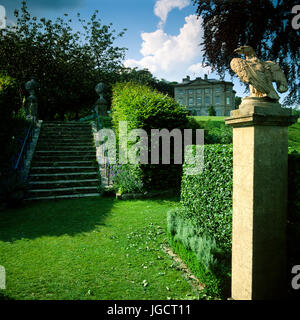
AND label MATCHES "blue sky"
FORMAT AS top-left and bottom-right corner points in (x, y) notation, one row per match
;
(1, 0), (290, 101)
